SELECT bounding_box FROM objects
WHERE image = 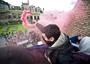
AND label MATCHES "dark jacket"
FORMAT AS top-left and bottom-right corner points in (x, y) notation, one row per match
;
(0, 45), (50, 64)
(46, 35), (90, 64)
(0, 46), (35, 64)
